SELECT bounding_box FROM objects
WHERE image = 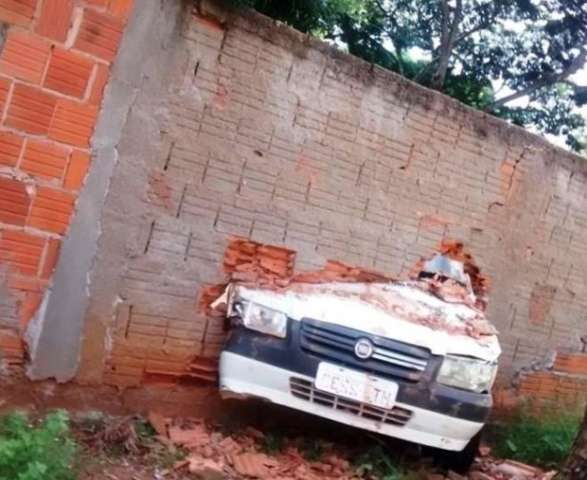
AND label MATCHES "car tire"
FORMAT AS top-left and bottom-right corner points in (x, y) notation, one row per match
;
(427, 428), (482, 474)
